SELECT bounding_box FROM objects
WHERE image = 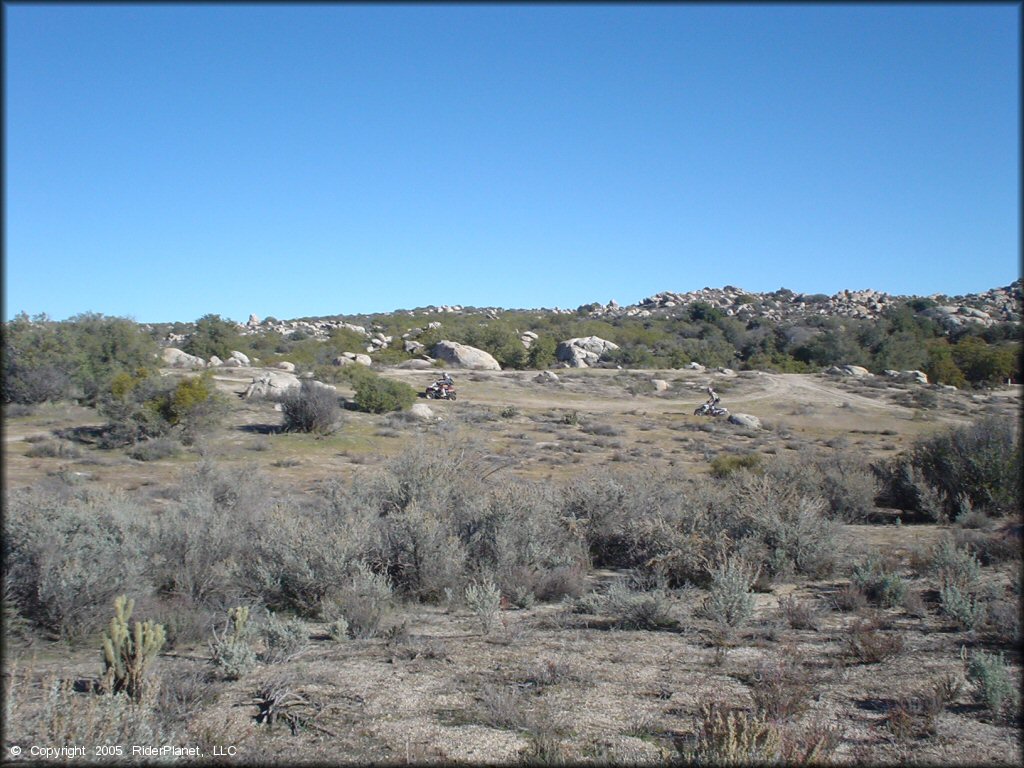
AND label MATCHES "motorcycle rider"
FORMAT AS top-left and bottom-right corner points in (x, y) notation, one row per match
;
(706, 384), (720, 407)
